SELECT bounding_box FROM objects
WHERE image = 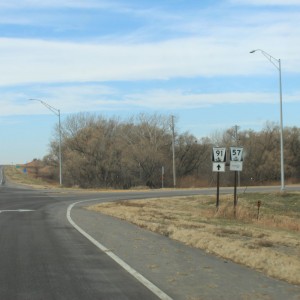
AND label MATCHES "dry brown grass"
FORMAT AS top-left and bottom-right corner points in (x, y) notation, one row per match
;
(4, 165), (58, 188)
(88, 193), (300, 285)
